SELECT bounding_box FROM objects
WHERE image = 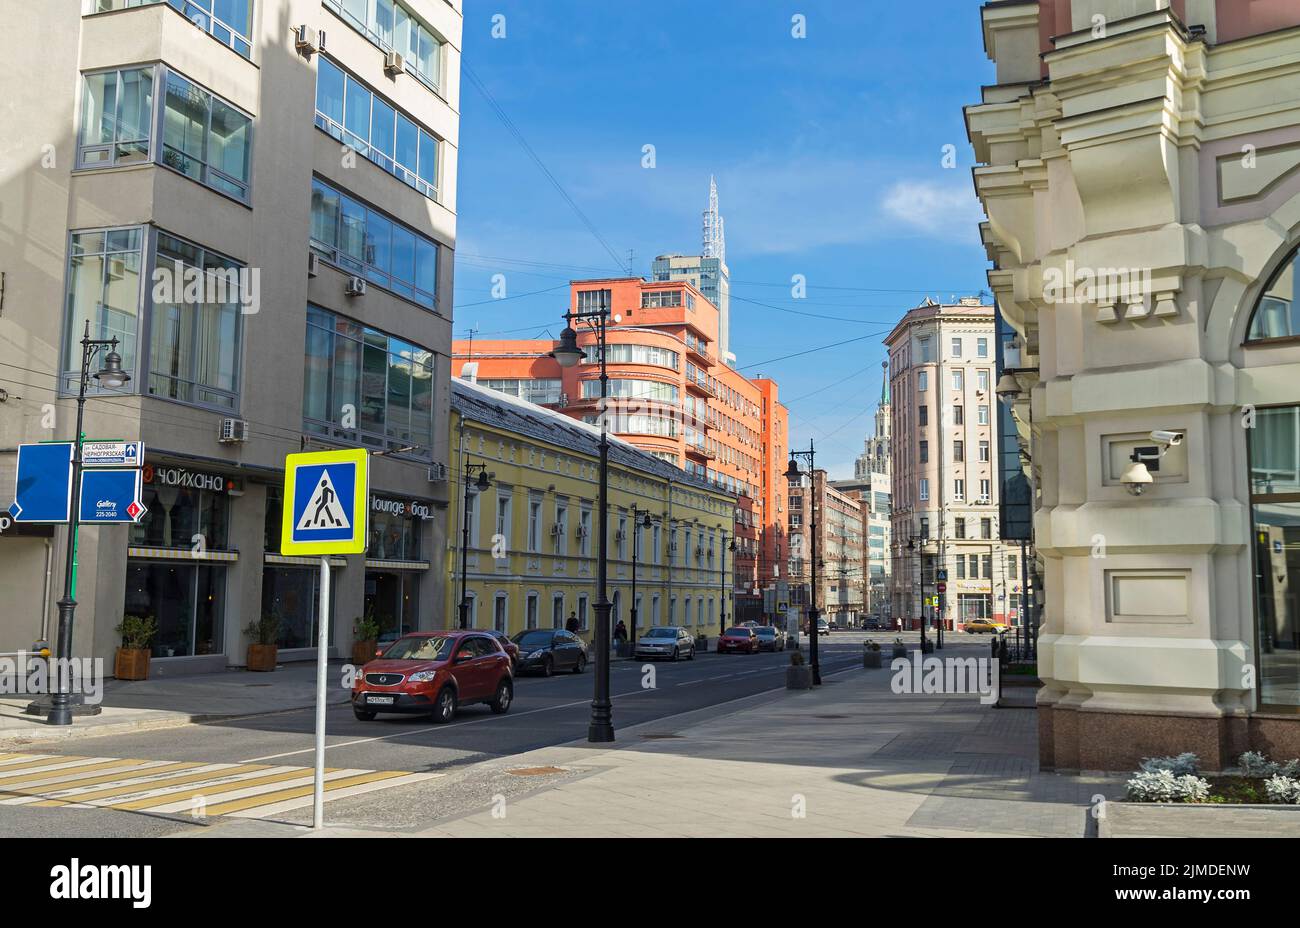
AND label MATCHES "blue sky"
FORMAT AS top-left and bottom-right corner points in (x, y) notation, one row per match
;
(454, 0), (996, 477)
